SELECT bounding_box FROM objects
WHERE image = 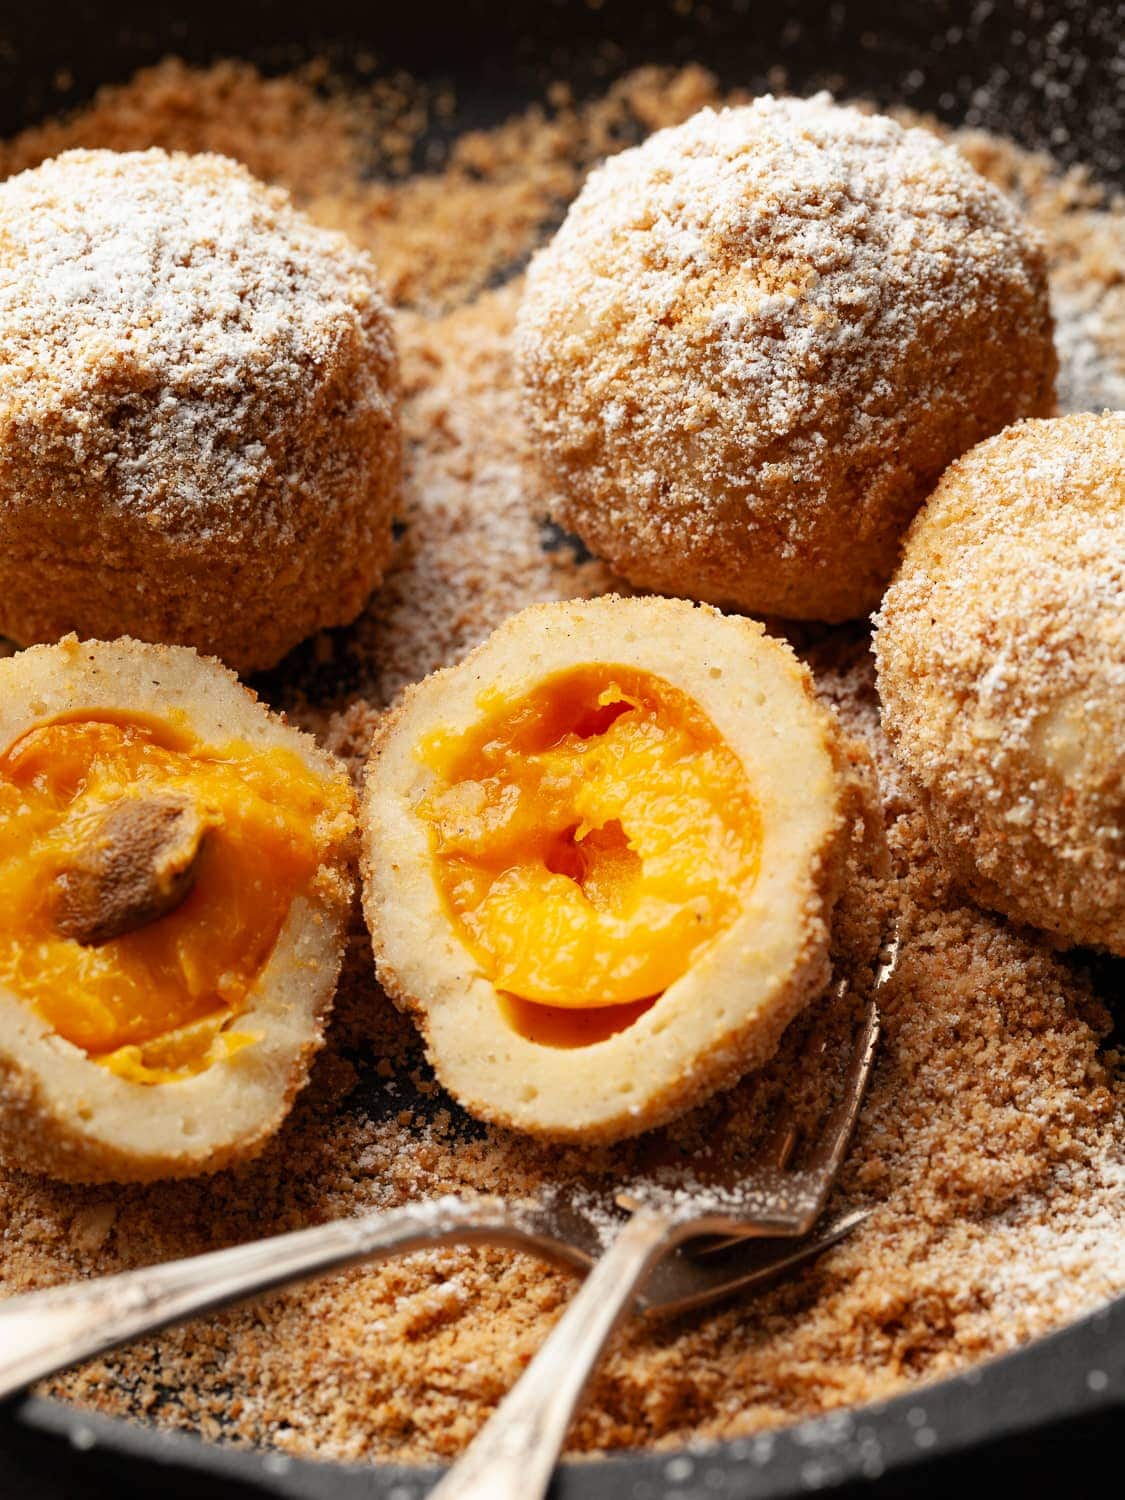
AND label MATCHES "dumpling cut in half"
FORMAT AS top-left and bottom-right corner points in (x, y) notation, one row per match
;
(0, 637), (355, 1182)
(361, 596), (872, 1142)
